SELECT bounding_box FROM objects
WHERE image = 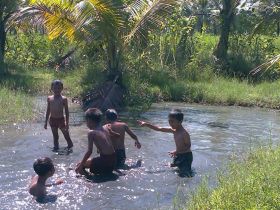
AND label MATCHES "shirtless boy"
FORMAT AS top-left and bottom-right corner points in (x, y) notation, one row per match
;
(138, 109), (193, 176)
(29, 157), (63, 201)
(75, 108), (116, 175)
(44, 80), (73, 151)
(105, 109), (141, 168)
